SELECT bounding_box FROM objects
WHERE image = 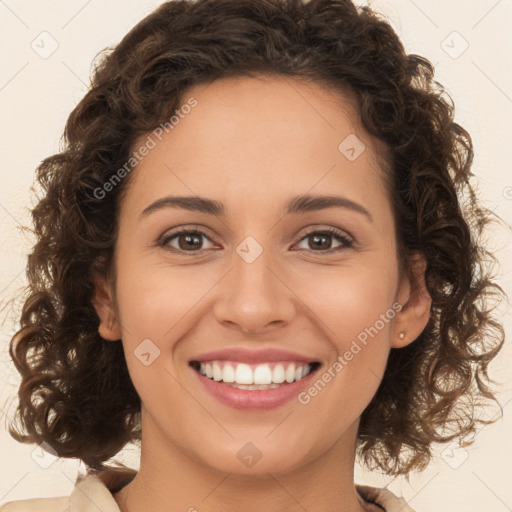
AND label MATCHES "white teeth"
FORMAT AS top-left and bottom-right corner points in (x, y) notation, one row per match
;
(222, 364), (235, 383)
(212, 363), (222, 381)
(229, 383), (281, 390)
(253, 364), (272, 385)
(197, 361), (314, 385)
(235, 363), (253, 384)
(285, 363), (296, 383)
(272, 364), (285, 384)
